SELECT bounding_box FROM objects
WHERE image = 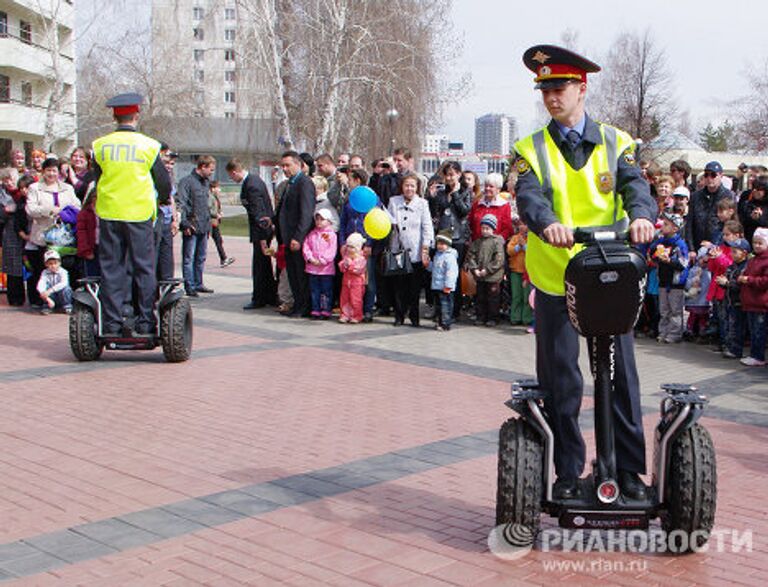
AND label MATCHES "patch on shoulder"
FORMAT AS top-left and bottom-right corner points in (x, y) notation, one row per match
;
(623, 150), (636, 166)
(515, 157), (531, 175)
